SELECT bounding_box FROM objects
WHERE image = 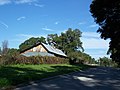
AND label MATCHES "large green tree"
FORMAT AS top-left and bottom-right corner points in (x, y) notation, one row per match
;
(47, 34), (61, 49)
(47, 28), (84, 54)
(19, 37), (46, 51)
(90, 0), (120, 65)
